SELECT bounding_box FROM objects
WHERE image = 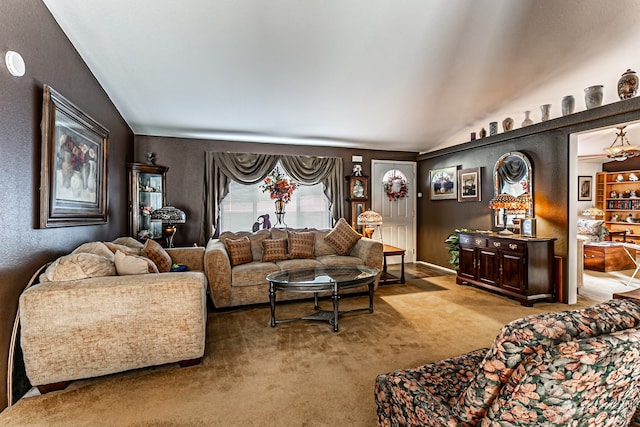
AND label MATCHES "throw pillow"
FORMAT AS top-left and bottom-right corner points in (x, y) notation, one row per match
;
(111, 236), (145, 250)
(114, 250), (159, 275)
(104, 241), (141, 256)
(141, 239), (173, 272)
(261, 239), (288, 262)
(324, 218), (362, 256)
(44, 253), (116, 282)
(71, 241), (115, 261)
(224, 236), (253, 266)
(287, 231), (315, 259)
